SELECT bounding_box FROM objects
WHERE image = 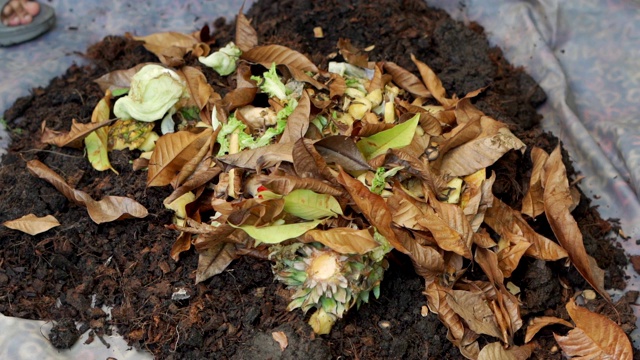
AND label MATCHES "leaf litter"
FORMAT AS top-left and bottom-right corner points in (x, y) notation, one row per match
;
(0, 1), (636, 359)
